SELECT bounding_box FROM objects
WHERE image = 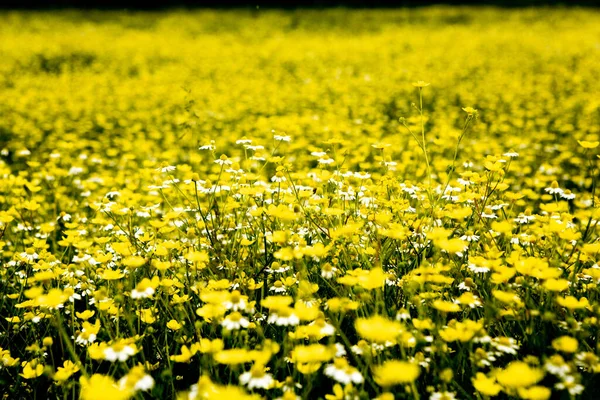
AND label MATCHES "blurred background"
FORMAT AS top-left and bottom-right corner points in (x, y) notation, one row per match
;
(1, 0), (598, 9)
